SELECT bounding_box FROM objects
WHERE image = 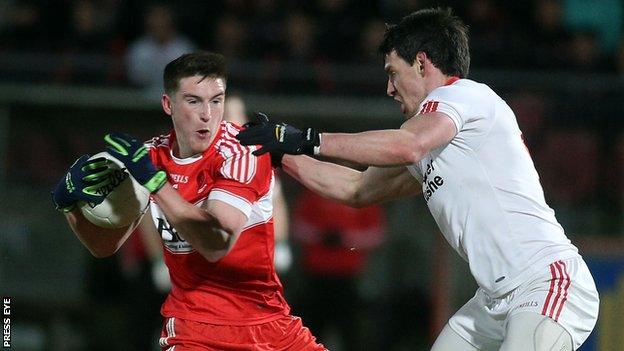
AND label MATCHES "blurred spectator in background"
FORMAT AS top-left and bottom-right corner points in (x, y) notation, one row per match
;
(119, 227), (169, 350)
(291, 188), (386, 350)
(221, 0), (249, 18)
(248, 0), (284, 59)
(463, 0), (508, 67)
(566, 29), (609, 72)
(85, 252), (130, 350)
(212, 15), (249, 60)
(223, 93), (249, 127)
(507, 92), (549, 151)
(358, 199), (434, 350)
(2, 0), (624, 88)
(355, 18), (386, 64)
(61, 0), (116, 54)
(85, 225), (168, 351)
(126, 3), (195, 96)
(56, 0), (122, 84)
(17, 129), (64, 184)
(0, 1), (45, 51)
(526, 0), (614, 72)
(224, 93), (293, 274)
(86, 227), (166, 351)
(535, 129), (601, 234)
(280, 11), (340, 93)
(563, 0), (622, 53)
(282, 12), (318, 63)
(377, 0), (423, 22)
(529, 0), (573, 70)
(314, 0), (360, 62)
